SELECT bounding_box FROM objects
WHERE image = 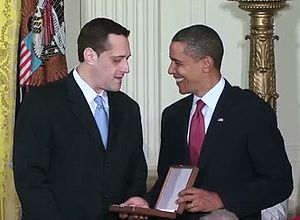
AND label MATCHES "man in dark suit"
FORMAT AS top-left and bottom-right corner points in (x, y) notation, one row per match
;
(121, 24), (293, 220)
(13, 17), (147, 220)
